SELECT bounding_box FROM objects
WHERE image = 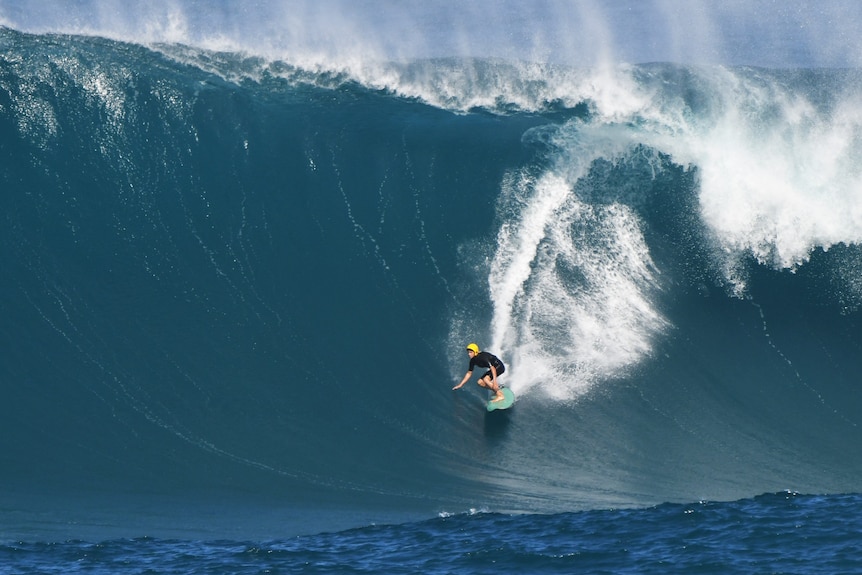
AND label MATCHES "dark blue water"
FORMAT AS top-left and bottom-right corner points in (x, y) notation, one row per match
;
(3, 27), (862, 572)
(4, 493), (862, 574)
